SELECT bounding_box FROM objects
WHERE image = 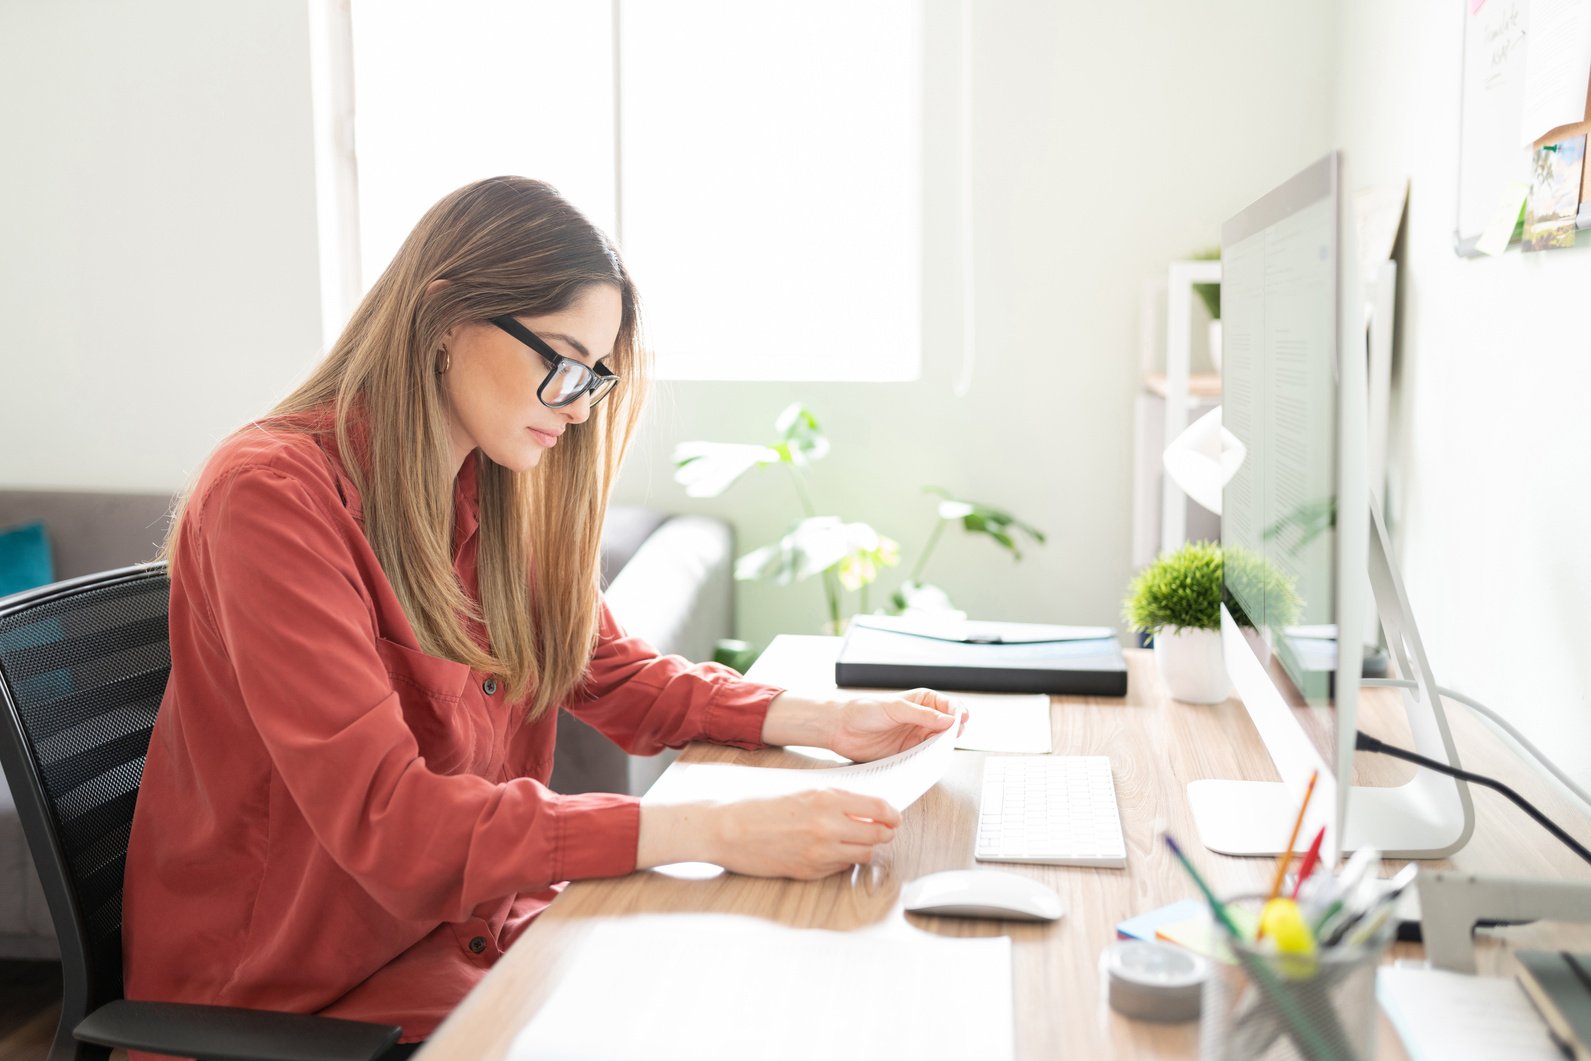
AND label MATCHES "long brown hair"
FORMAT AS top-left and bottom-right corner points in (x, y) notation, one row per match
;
(175, 177), (649, 718)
